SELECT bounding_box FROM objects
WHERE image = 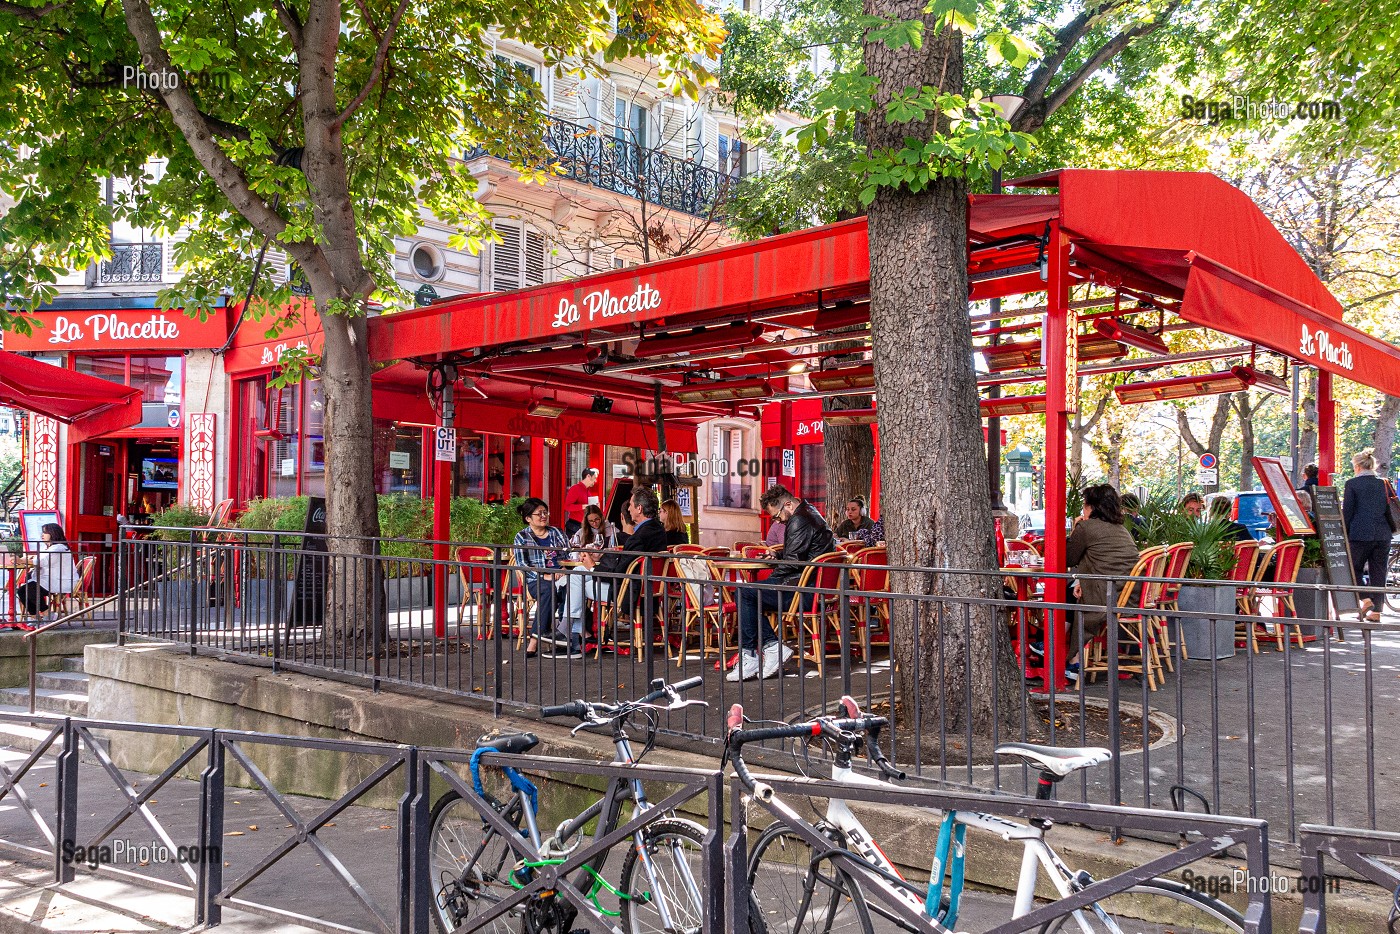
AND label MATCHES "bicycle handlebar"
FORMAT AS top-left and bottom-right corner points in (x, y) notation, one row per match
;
(541, 677), (705, 723)
(726, 699), (903, 790)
